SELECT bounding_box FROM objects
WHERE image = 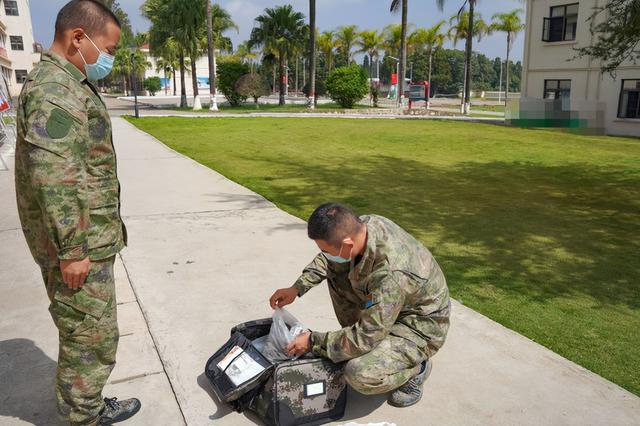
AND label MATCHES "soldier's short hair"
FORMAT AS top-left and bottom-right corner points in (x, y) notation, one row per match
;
(55, 0), (121, 39)
(308, 203), (363, 246)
